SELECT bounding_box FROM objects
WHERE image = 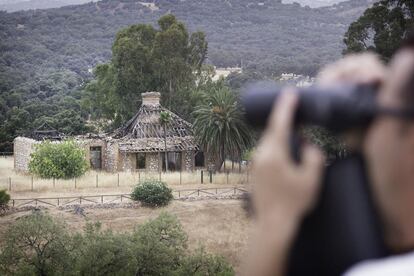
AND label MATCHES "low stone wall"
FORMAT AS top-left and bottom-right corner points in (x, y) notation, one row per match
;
(13, 137), (38, 173)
